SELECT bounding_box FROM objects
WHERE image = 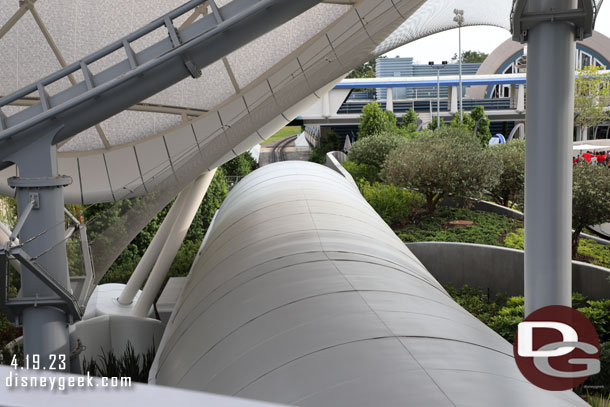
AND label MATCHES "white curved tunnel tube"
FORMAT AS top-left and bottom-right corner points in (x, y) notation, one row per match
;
(150, 162), (586, 407)
(133, 169), (217, 318)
